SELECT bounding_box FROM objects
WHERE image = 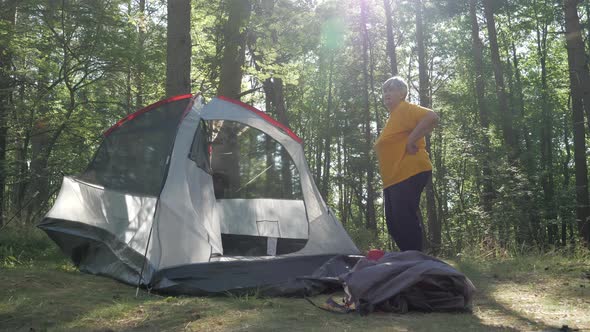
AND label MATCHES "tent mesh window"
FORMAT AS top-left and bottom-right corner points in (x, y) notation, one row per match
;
(79, 98), (190, 196)
(204, 120), (303, 200)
